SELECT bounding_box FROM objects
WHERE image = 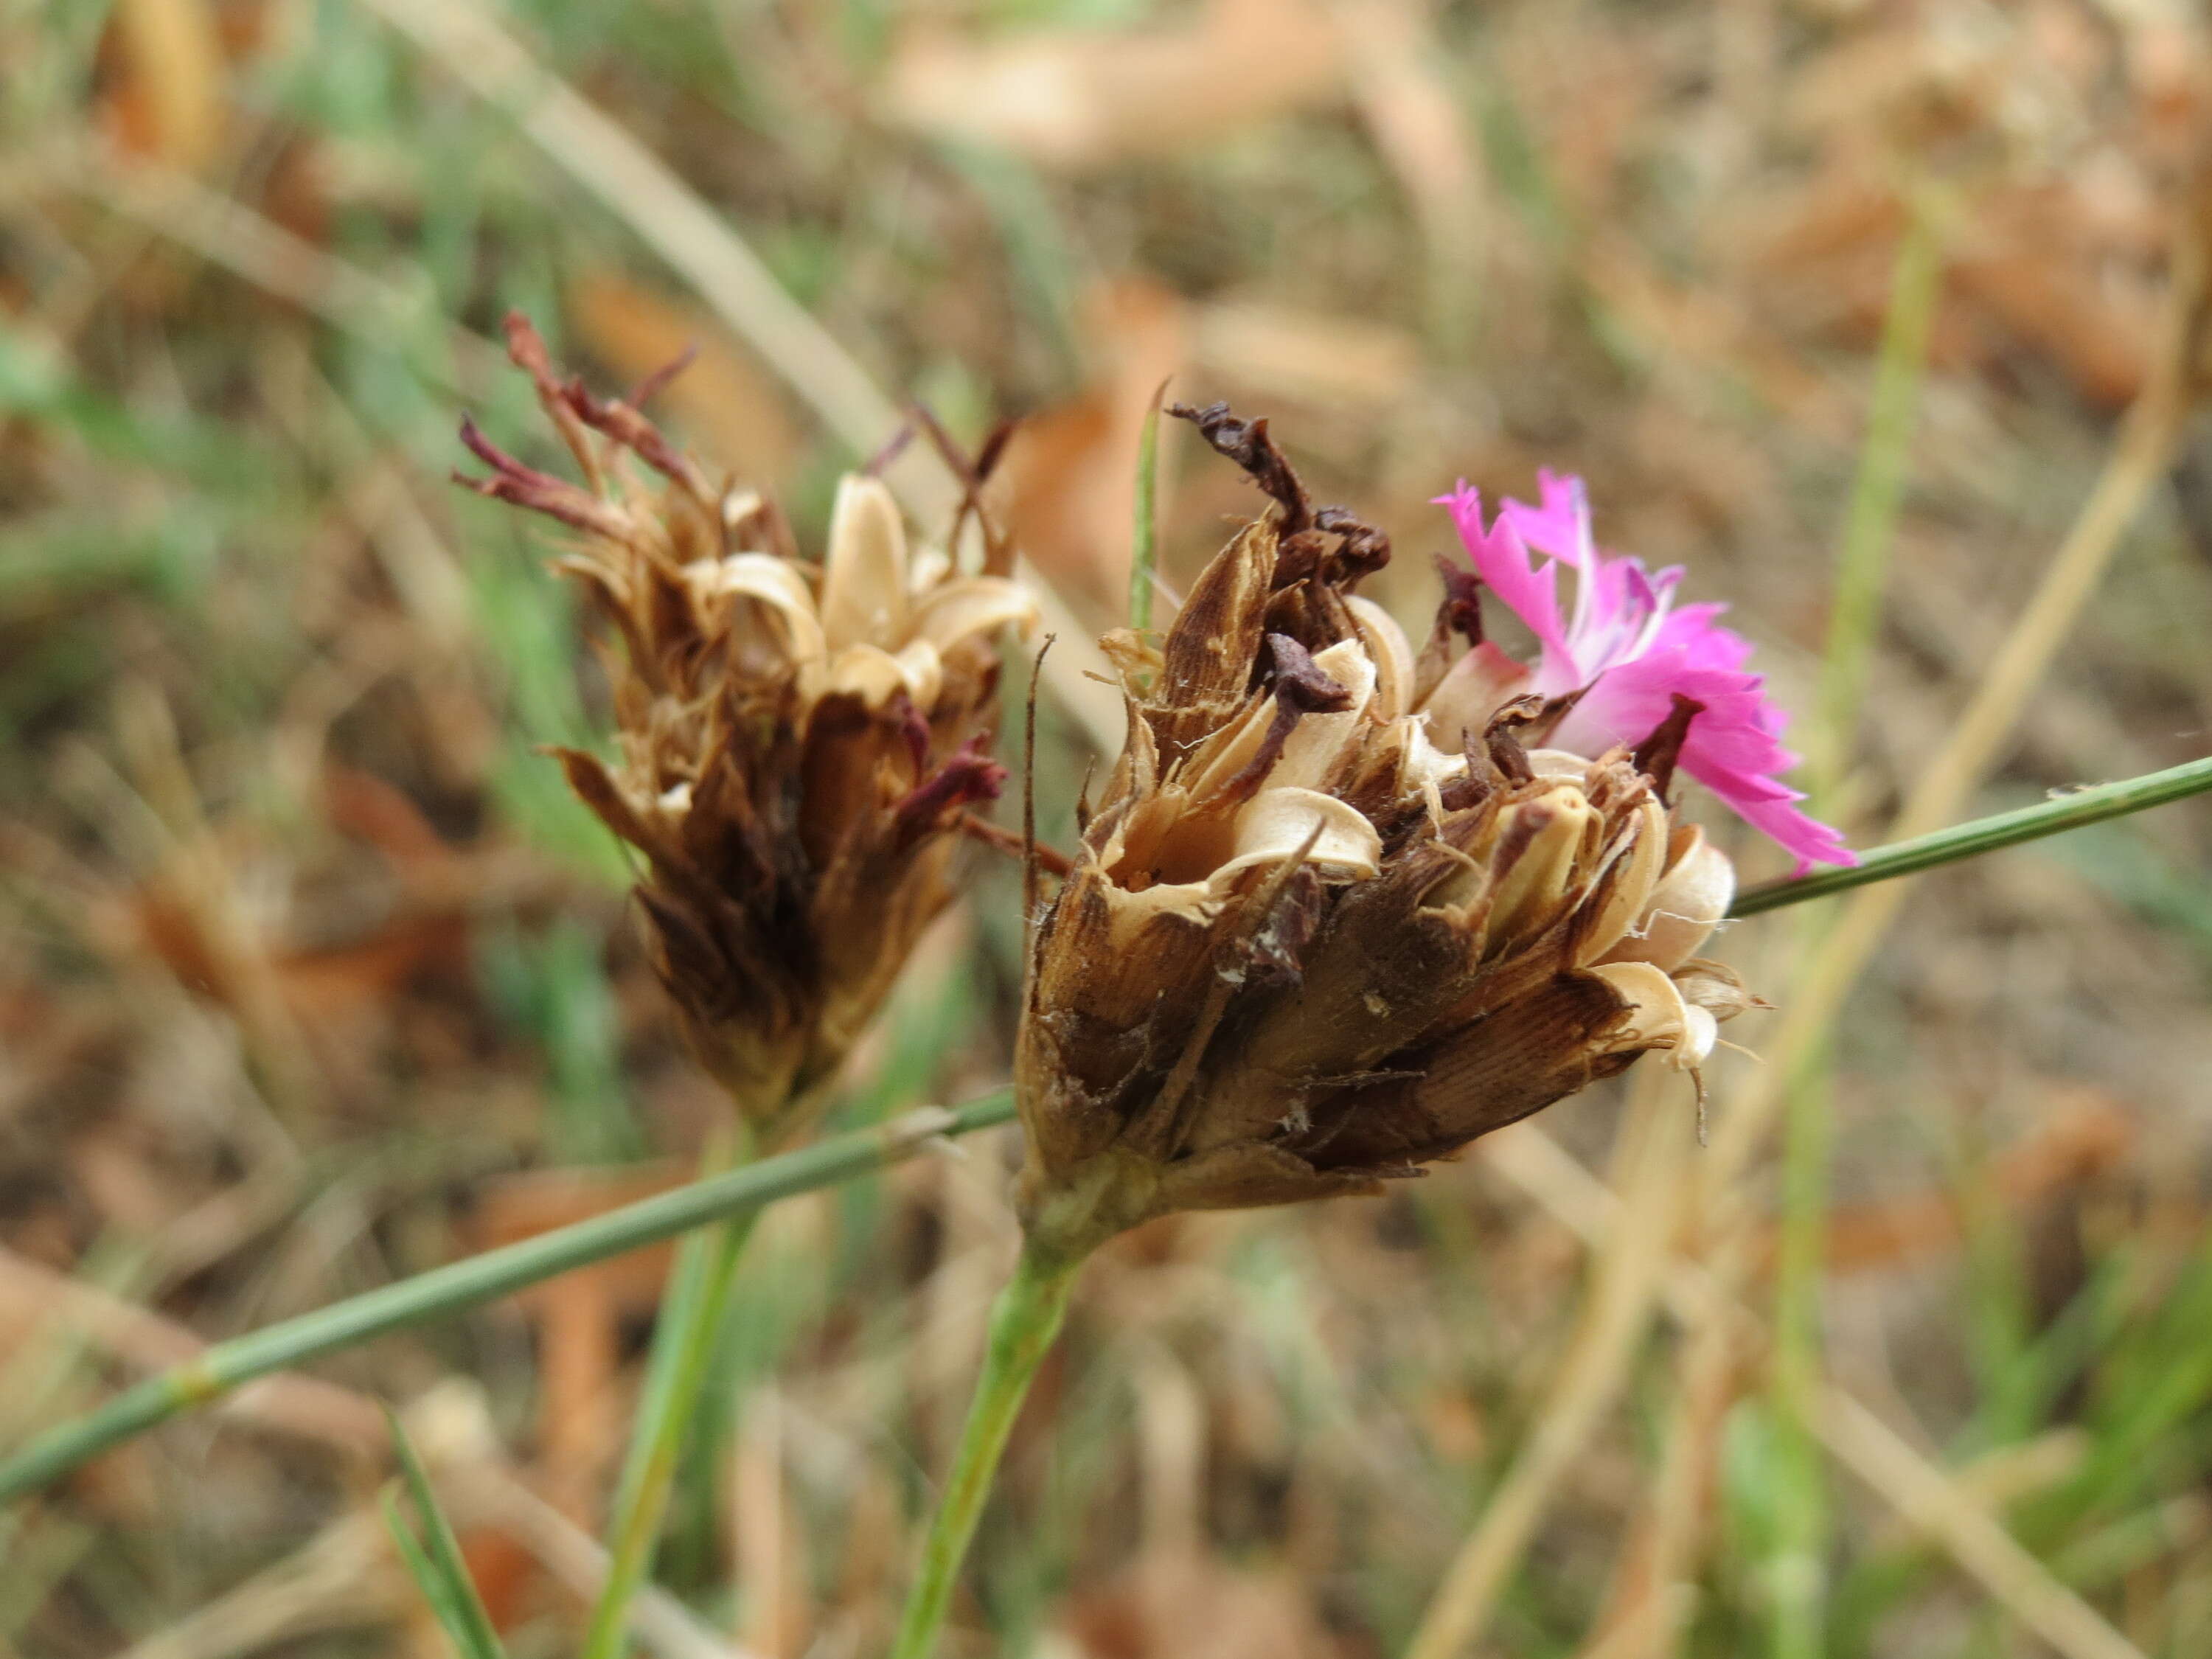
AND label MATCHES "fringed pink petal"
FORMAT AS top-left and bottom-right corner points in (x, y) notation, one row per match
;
(1441, 472), (1854, 870)
(1433, 482), (1576, 687)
